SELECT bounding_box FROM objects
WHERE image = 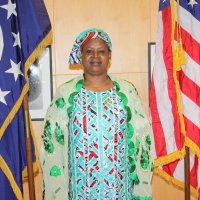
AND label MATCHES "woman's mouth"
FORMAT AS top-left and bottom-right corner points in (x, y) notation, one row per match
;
(90, 61), (101, 65)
